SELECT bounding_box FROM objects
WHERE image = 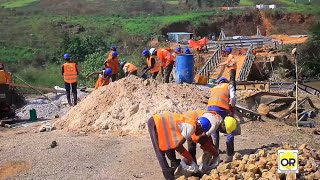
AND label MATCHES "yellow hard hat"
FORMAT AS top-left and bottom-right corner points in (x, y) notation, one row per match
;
(224, 116), (237, 133)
